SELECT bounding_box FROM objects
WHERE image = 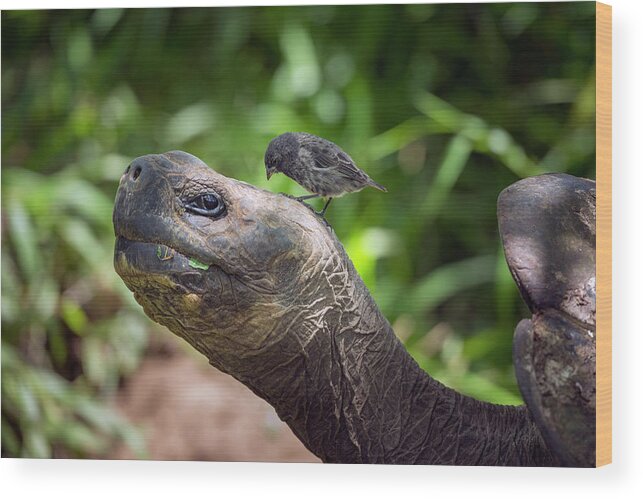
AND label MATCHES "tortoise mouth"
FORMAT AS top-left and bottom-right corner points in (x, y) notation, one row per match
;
(114, 236), (211, 279)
